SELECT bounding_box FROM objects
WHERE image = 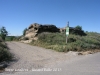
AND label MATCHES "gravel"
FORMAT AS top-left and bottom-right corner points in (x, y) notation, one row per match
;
(1, 42), (100, 75)
(2, 42), (78, 74)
